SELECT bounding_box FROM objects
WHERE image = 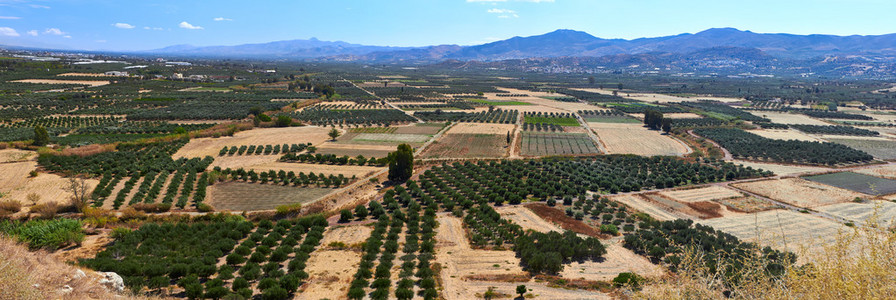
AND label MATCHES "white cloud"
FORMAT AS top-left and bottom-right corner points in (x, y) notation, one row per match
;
(0, 16), (21, 19)
(0, 27), (20, 37)
(213, 17), (232, 21)
(29, 4), (50, 9)
(487, 8), (516, 13)
(63, 35), (71, 38)
(178, 21), (203, 30)
(113, 23), (135, 29)
(44, 28), (65, 35)
(26, 30), (37, 36)
(143, 26), (164, 30)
